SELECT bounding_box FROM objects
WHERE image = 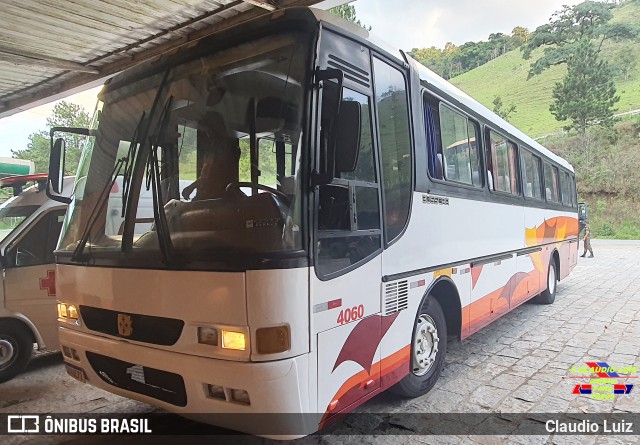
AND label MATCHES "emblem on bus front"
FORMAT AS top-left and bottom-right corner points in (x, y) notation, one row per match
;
(117, 314), (133, 337)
